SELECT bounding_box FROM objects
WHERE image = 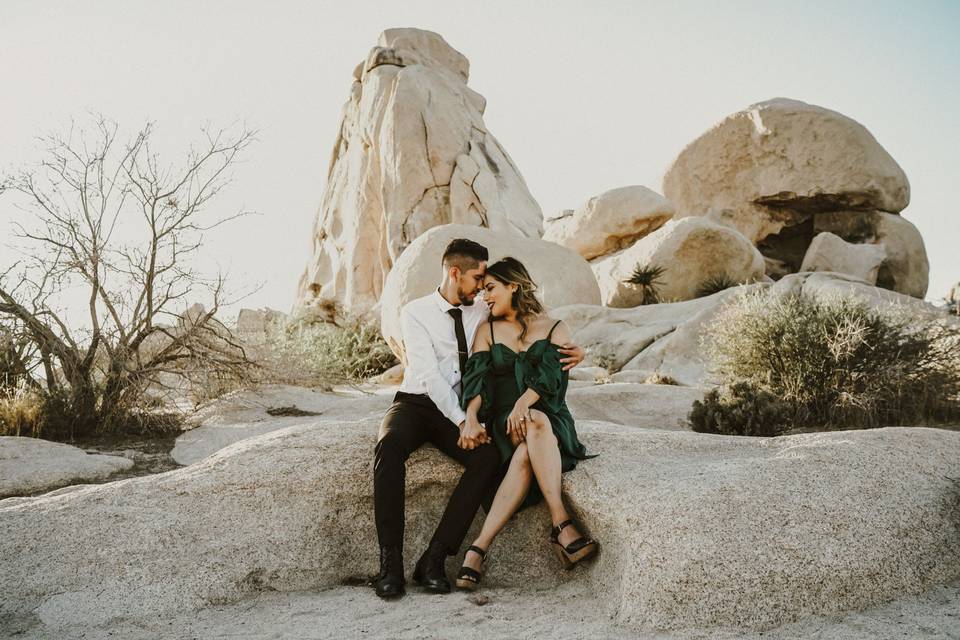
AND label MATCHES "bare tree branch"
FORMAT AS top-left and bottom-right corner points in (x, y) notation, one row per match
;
(0, 116), (258, 435)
